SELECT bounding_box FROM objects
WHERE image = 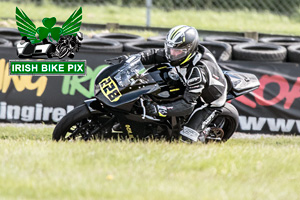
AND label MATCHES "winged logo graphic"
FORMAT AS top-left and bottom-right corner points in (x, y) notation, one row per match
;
(16, 7), (82, 44)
